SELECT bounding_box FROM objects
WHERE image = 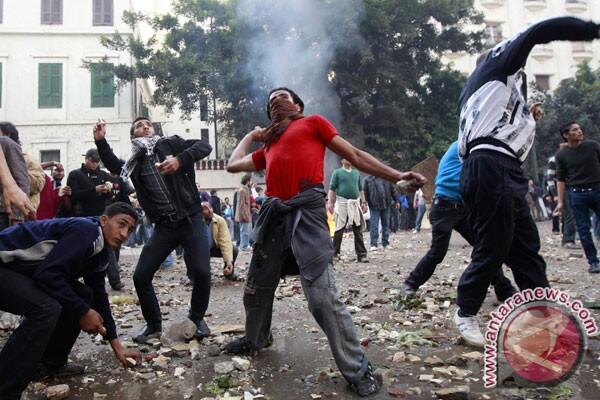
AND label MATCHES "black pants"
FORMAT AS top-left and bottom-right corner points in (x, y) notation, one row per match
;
(457, 151), (549, 316)
(562, 192), (577, 244)
(133, 213), (210, 329)
(106, 247), (122, 287)
(333, 224), (367, 259)
(0, 268), (92, 400)
(210, 245), (239, 264)
(406, 202), (515, 300)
